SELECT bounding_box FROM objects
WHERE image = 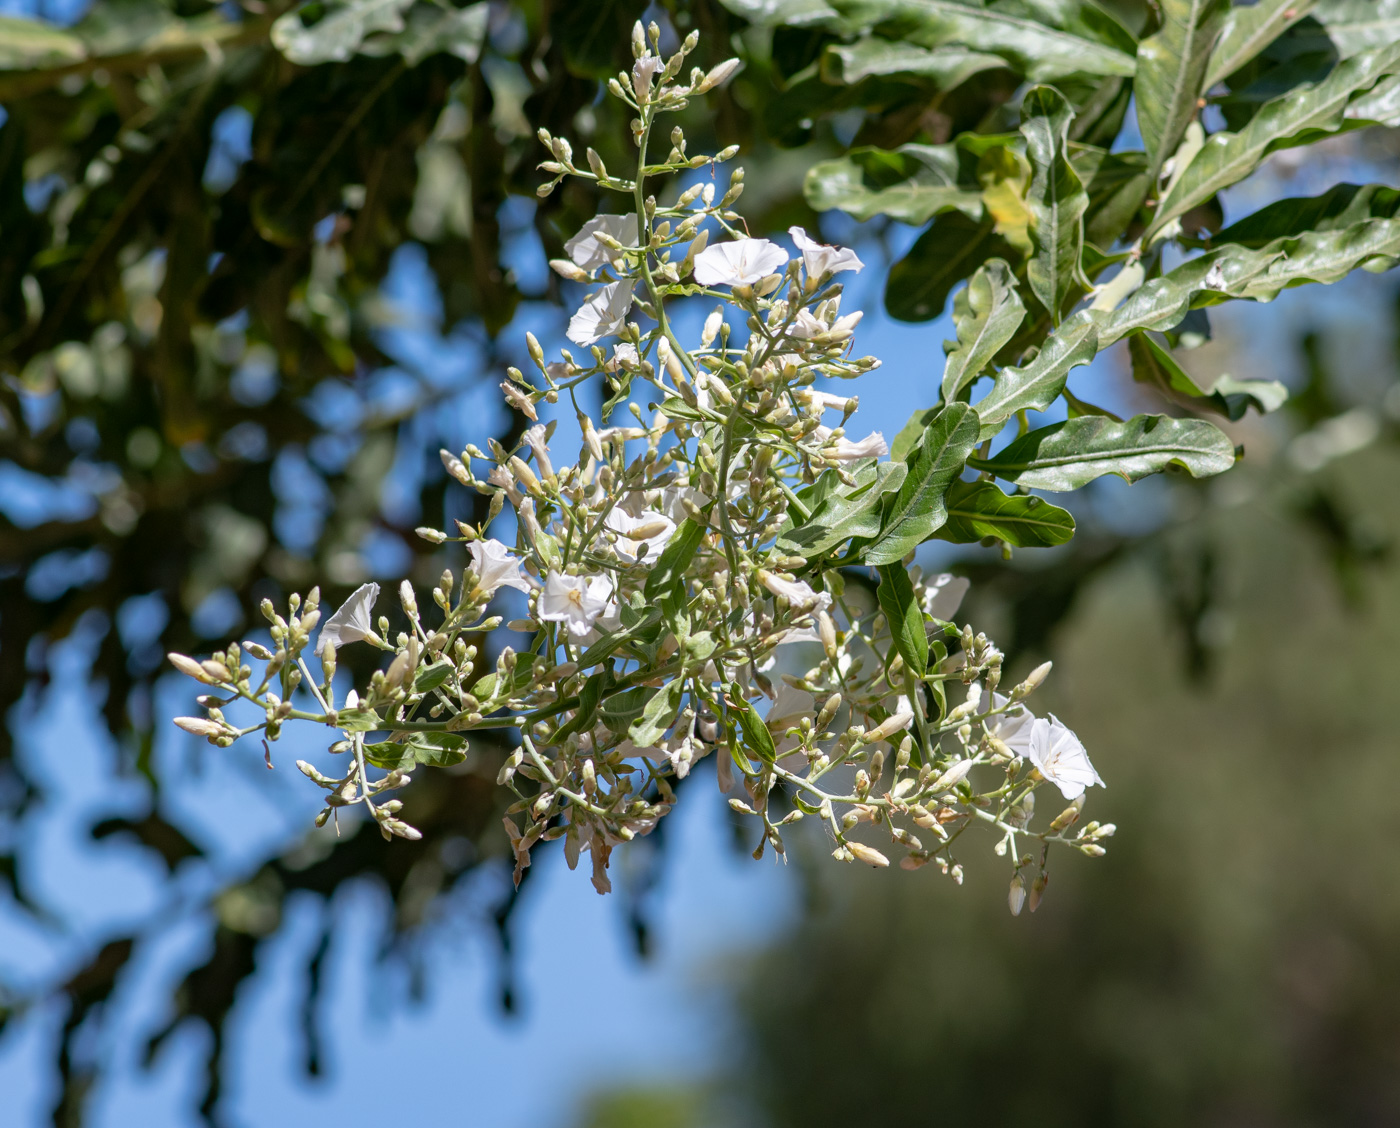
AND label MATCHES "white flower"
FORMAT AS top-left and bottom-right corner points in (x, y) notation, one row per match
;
(468, 538), (533, 597)
(538, 571), (616, 638)
(565, 214), (638, 271)
(757, 570), (832, 615)
(789, 309), (828, 340)
(567, 280), (635, 345)
(922, 573), (970, 621)
(603, 507), (676, 563)
(318, 582), (380, 649)
(799, 389), (856, 414)
(1027, 715), (1104, 800)
(789, 225), (865, 278)
(632, 55), (665, 100)
(693, 238), (788, 287)
(989, 693), (1036, 756)
(522, 425), (553, 480)
(814, 425), (887, 461)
